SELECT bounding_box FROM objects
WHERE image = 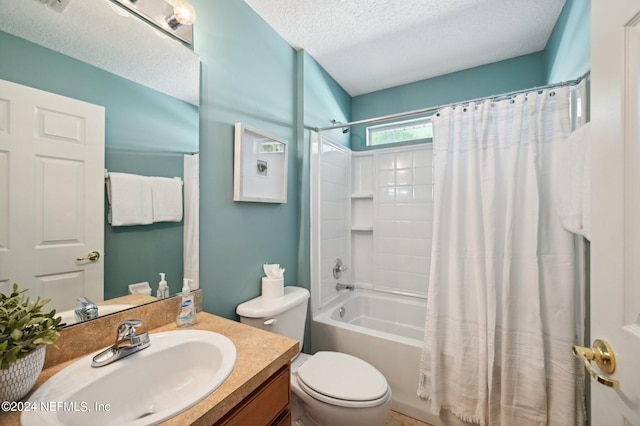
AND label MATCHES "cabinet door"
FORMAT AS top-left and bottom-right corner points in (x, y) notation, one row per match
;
(216, 365), (290, 426)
